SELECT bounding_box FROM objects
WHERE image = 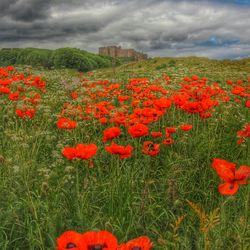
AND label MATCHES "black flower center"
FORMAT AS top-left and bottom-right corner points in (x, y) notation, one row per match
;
(66, 242), (77, 249)
(88, 244), (104, 250)
(148, 143), (155, 150)
(132, 247), (142, 250)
